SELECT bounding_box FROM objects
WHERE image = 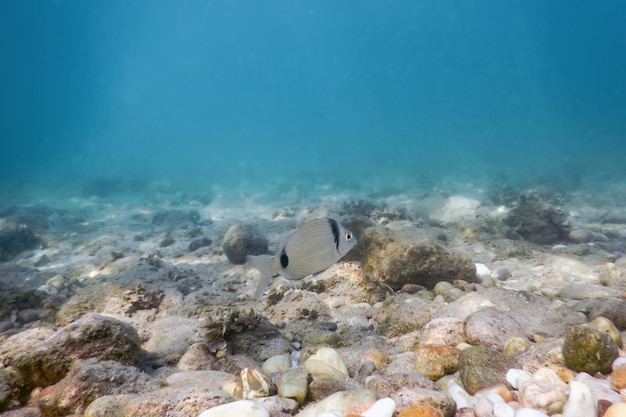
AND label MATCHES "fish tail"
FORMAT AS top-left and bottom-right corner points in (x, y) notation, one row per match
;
(246, 255), (274, 300)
